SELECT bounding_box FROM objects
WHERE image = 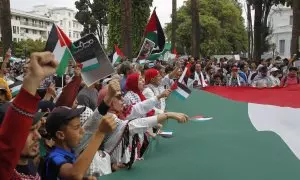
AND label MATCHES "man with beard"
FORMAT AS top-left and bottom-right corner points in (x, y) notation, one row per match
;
(0, 102), (46, 179)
